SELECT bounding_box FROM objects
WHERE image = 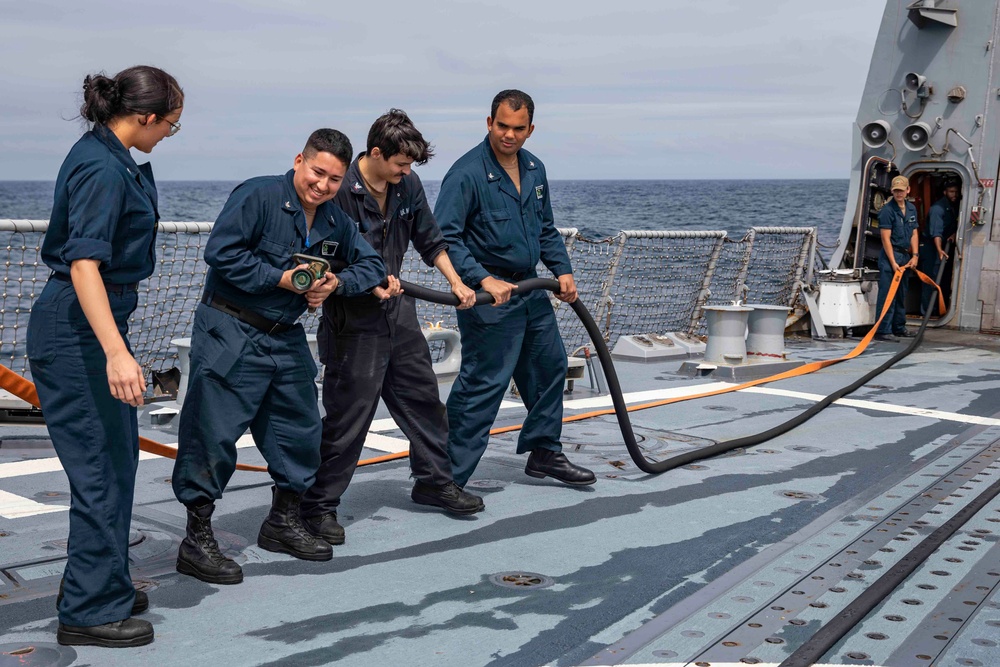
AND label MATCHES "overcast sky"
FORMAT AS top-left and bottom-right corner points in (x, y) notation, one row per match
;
(0, 0), (885, 181)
